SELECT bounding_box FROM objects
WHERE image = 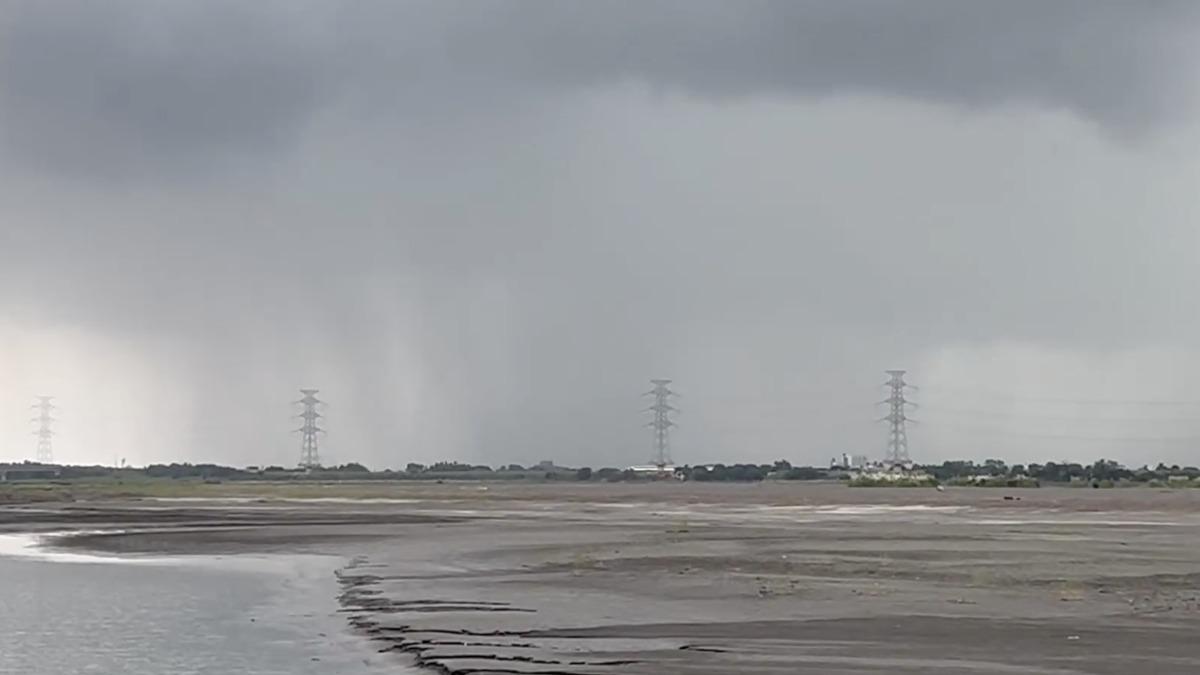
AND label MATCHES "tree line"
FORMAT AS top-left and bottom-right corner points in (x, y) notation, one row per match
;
(923, 459), (1200, 485)
(15, 457), (1200, 485)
